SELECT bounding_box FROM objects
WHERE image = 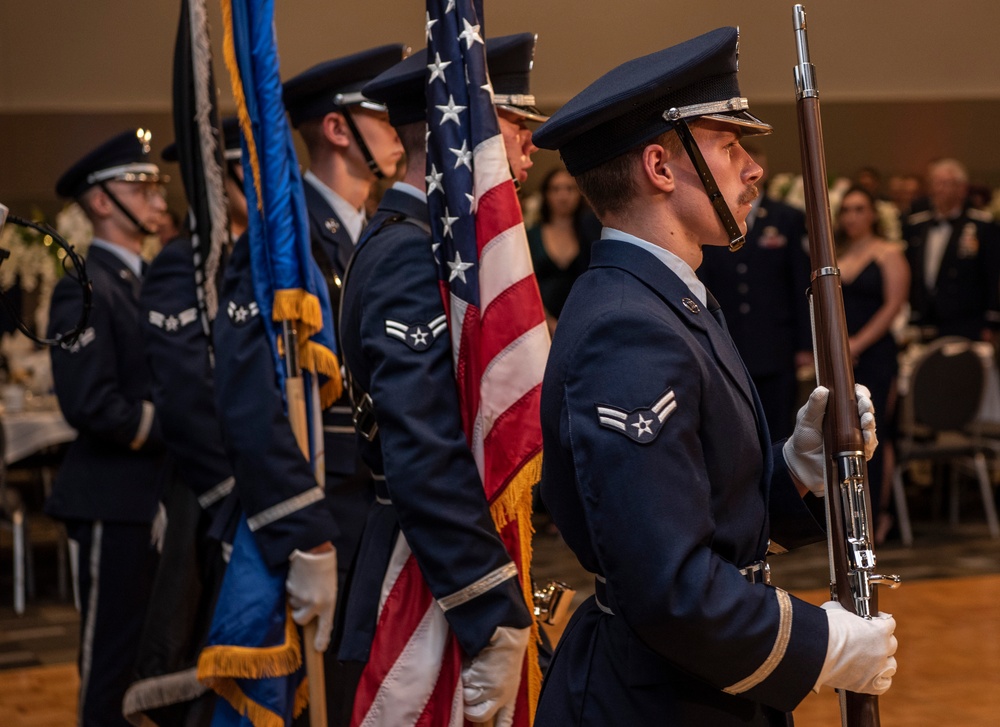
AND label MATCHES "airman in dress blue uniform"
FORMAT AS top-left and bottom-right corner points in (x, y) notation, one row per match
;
(532, 28), (898, 726)
(699, 146), (811, 440)
(903, 157), (1000, 342)
(122, 118), (246, 726)
(47, 128), (169, 727)
(281, 45), (406, 594)
(336, 34), (545, 725)
(211, 48), (407, 726)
